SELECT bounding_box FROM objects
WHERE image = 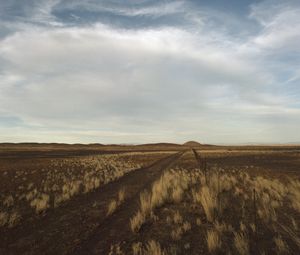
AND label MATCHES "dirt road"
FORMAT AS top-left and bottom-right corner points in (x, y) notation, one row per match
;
(72, 151), (184, 255)
(1, 151), (183, 255)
